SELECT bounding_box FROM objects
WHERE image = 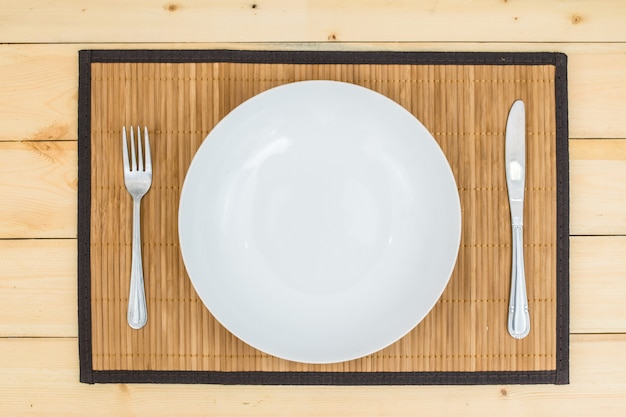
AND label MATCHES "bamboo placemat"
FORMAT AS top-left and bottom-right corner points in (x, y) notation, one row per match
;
(78, 50), (569, 385)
